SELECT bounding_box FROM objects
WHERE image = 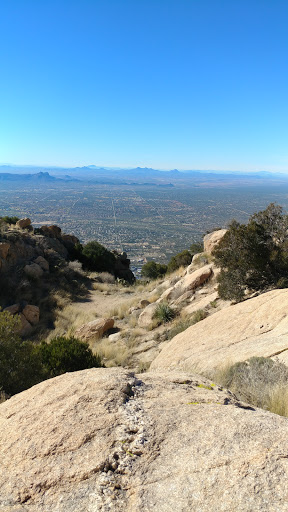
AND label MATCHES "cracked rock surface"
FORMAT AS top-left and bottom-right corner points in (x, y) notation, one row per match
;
(1, 368), (288, 511)
(151, 288), (288, 372)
